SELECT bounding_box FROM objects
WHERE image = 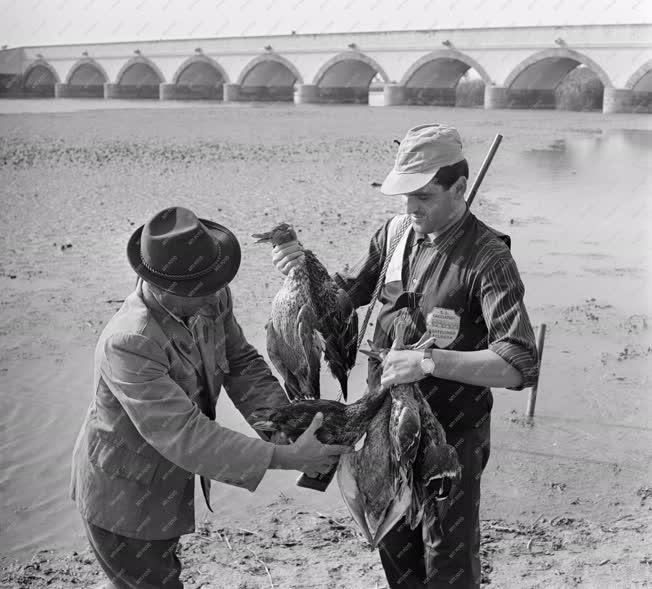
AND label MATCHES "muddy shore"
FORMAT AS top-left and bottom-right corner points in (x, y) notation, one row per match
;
(1, 103), (651, 587)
